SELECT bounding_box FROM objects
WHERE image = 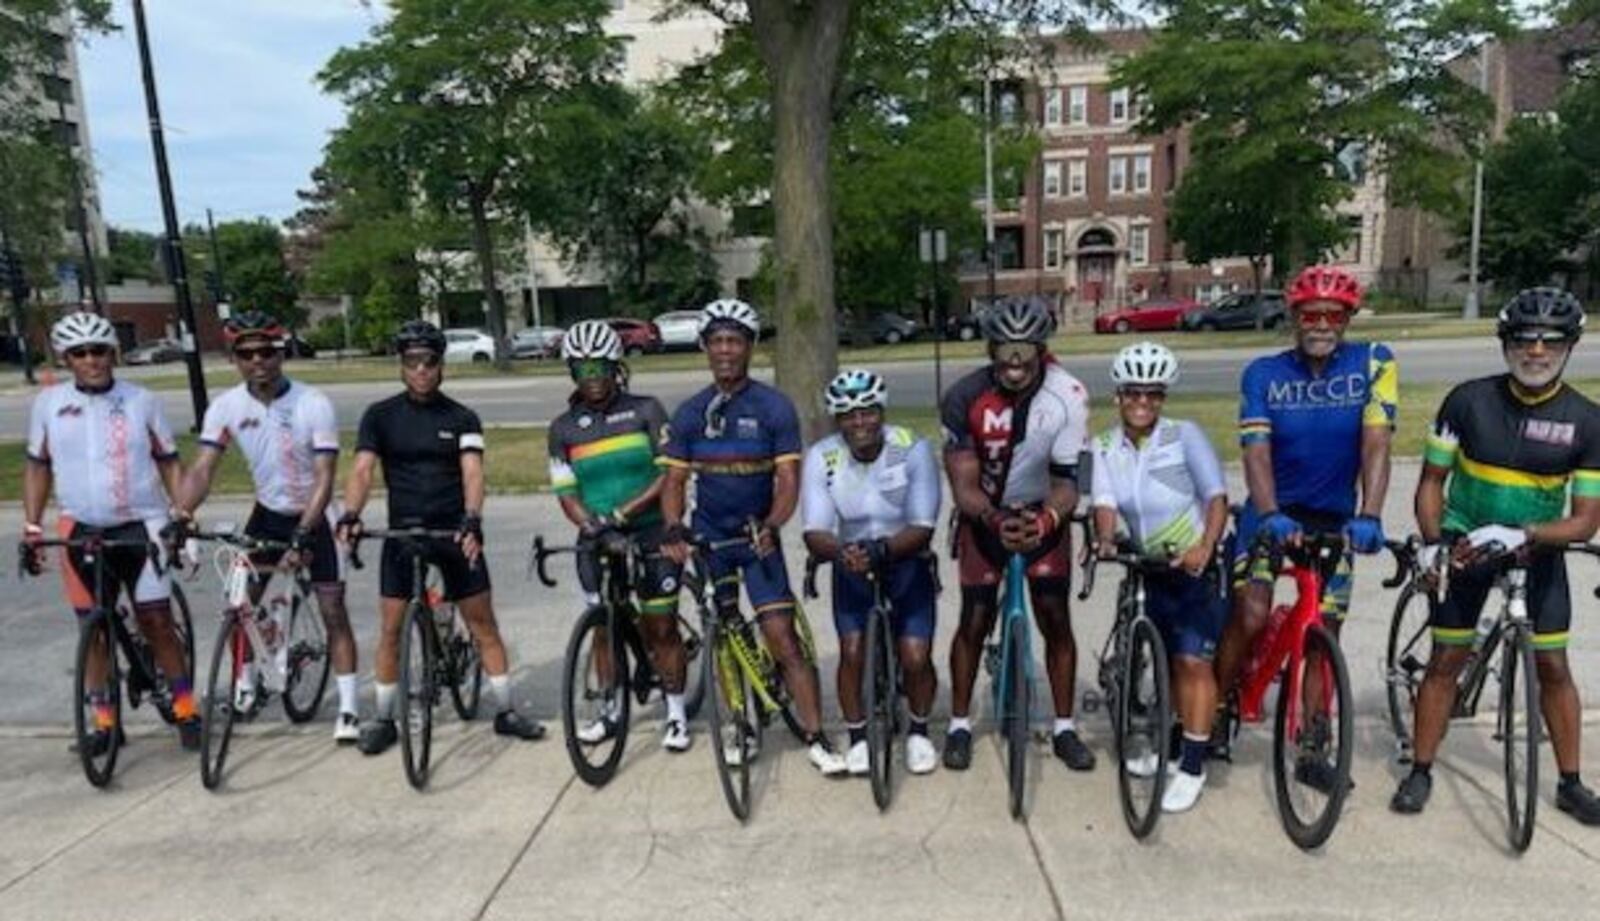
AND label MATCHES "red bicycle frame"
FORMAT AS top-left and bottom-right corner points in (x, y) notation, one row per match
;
(1236, 550), (1338, 743)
